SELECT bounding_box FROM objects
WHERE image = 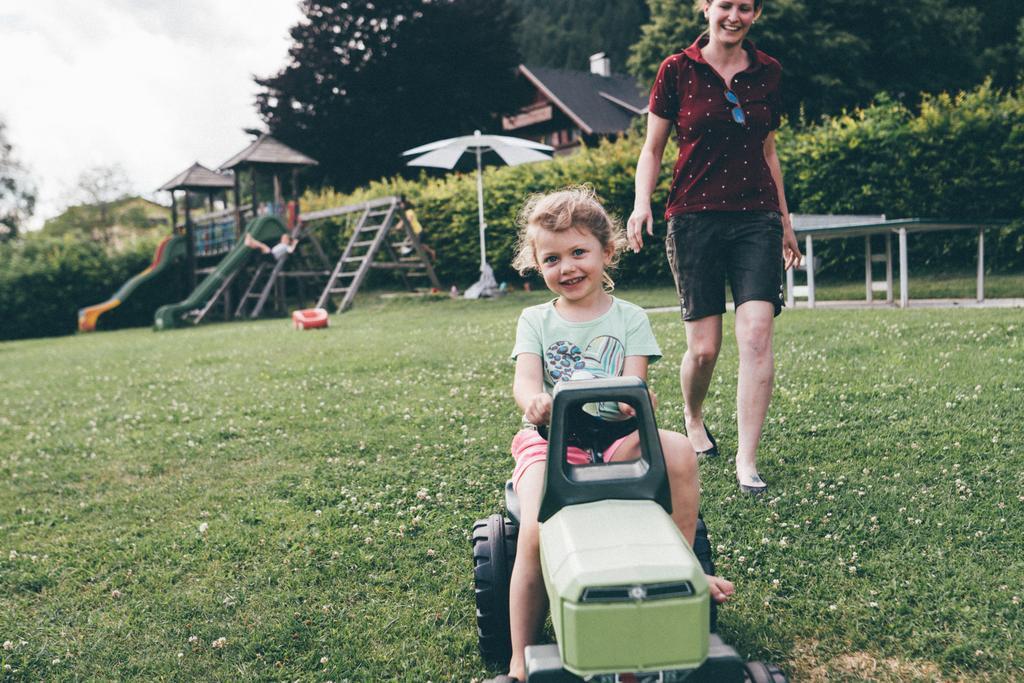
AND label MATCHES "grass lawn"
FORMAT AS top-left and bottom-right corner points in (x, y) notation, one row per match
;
(1, 288), (1021, 681)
